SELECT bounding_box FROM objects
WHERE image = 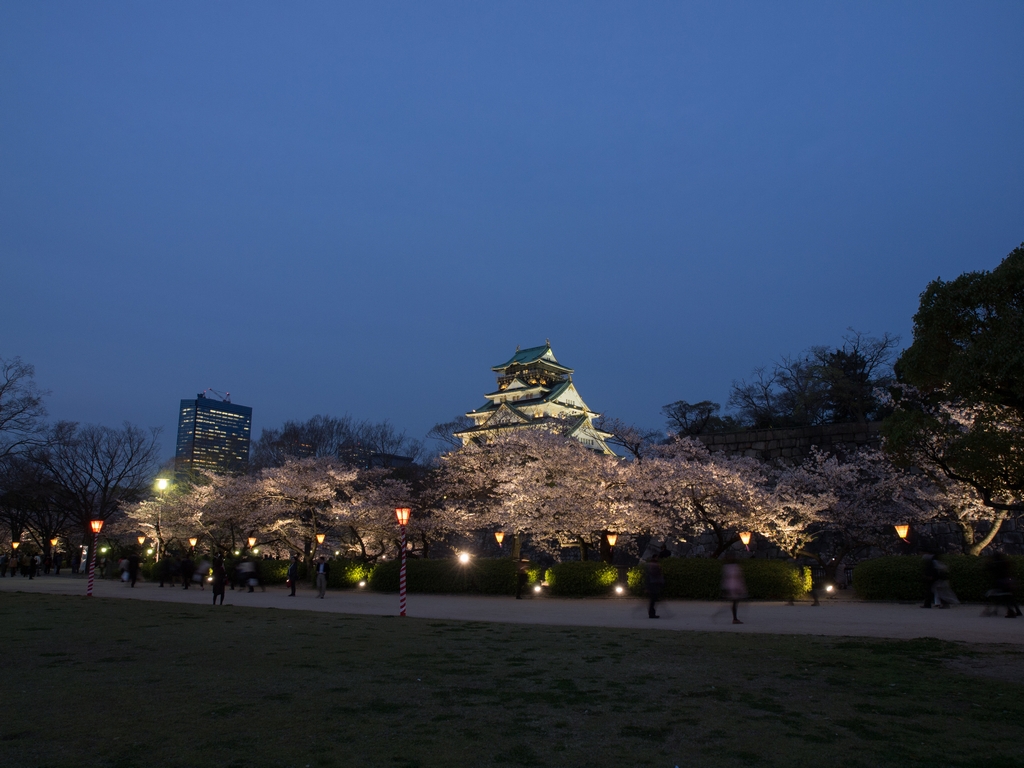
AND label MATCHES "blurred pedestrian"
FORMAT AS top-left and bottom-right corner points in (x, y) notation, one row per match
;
(211, 555), (226, 606)
(921, 553), (939, 608)
(180, 554), (195, 590)
(315, 556), (329, 599)
(0, 553), (6, 577)
(515, 559), (529, 599)
(127, 553), (140, 588)
(286, 555), (298, 597)
(645, 554), (664, 619)
(984, 552), (1021, 618)
(722, 556), (747, 625)
(932, 556), (959, 608)
(195, 559), (210, 591)
(53, 551), (63, 575)
(9, 553), (17, 577)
